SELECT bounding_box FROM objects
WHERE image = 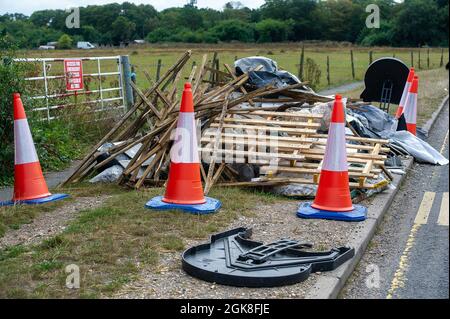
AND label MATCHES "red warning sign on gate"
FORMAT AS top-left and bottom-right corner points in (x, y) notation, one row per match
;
(64, 59), (84, 91)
